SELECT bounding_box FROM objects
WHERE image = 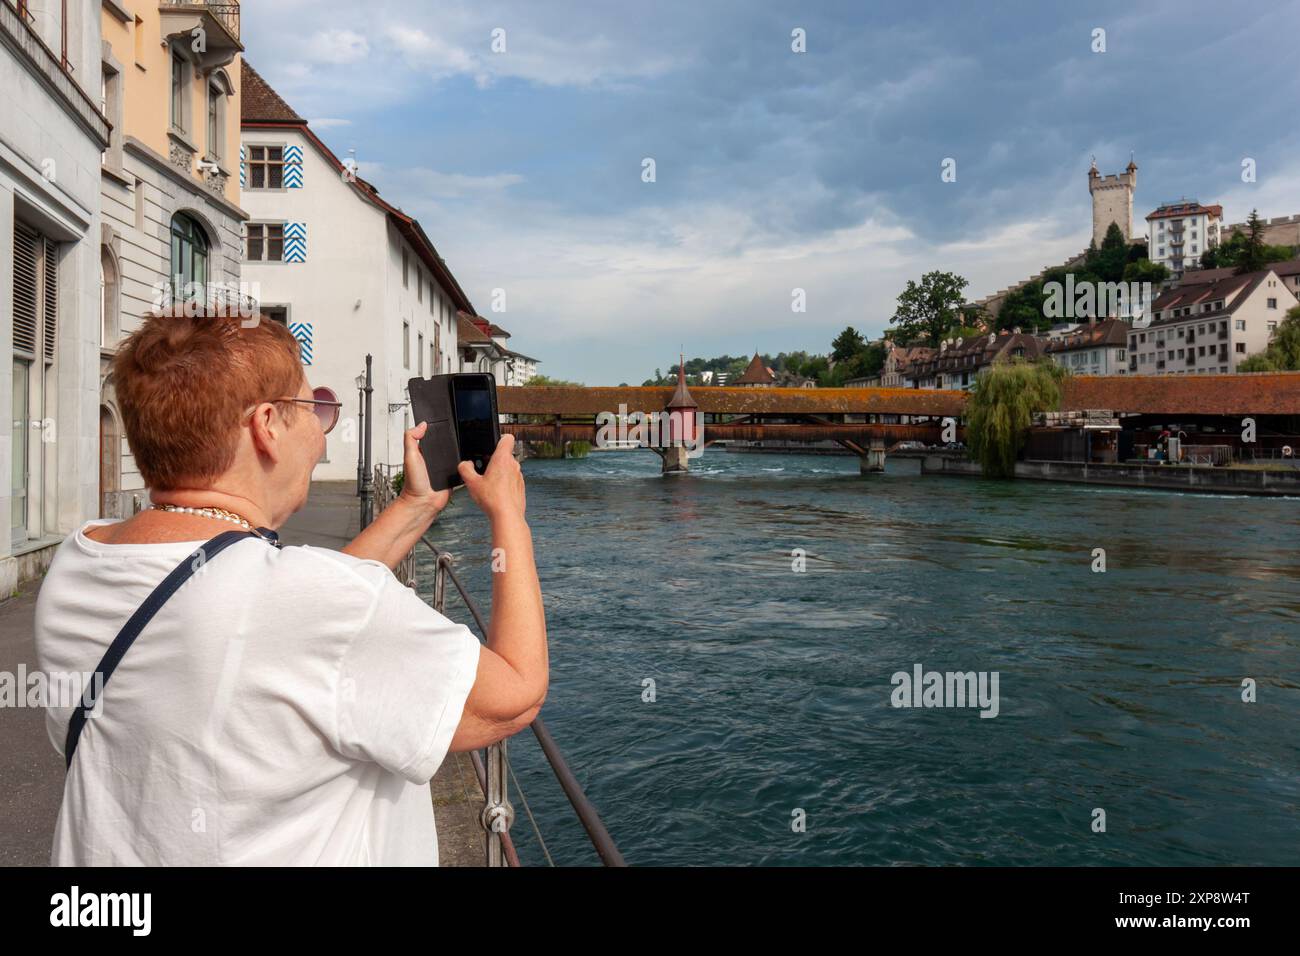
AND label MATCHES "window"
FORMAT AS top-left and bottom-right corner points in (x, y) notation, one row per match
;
(169, 213), (209, 294)
(12, 222), (58, 544)
(247, 146), (284, 189)
(430, 288), (436, 315)
(1267, 320), (1278, 332)
(1234, 319), (1246, 330)
(402, 248), (409, 287)
(434, 323), (441, 370)
(245, 223), (285, 261)
(100, 246), (119, 348)
(133, 15), (145, 65)
(207, 81), (224, 161)
(1267, 298), (1278, 309)
(101, 62), (123, 167)
(1235, 343), (1246, 354)
(170, 54), (186, 131)
(417, 273), (423, 303)
(417, 332), (424, 375)
(403, 321), (410, 368)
